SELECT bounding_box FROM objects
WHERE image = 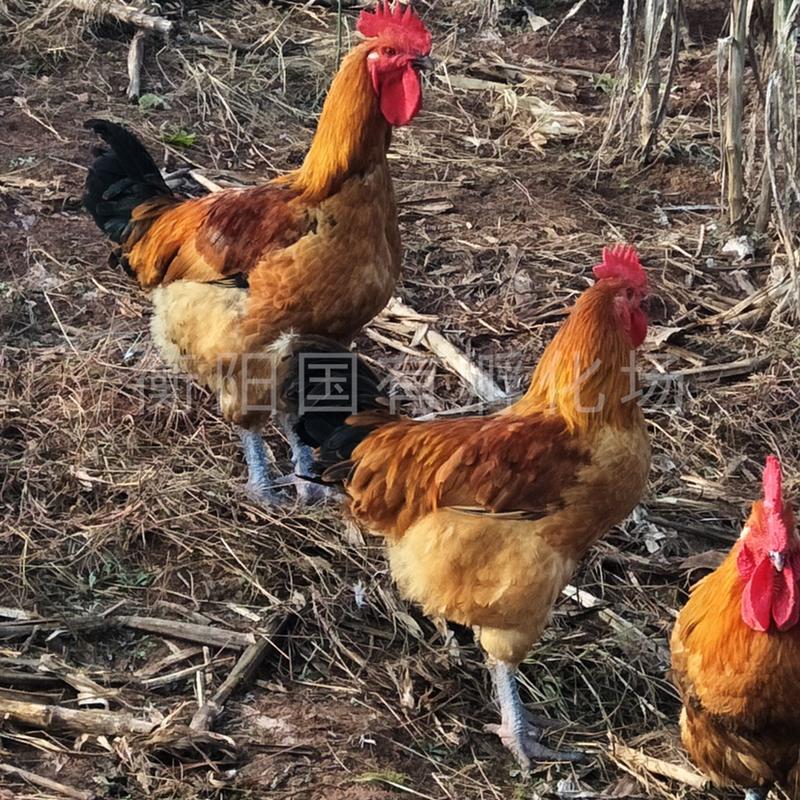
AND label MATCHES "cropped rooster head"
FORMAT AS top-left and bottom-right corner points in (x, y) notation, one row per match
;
(738, 455), (799, 632)
(592, 244), (649, 347)
(357, 0), (433, 126)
